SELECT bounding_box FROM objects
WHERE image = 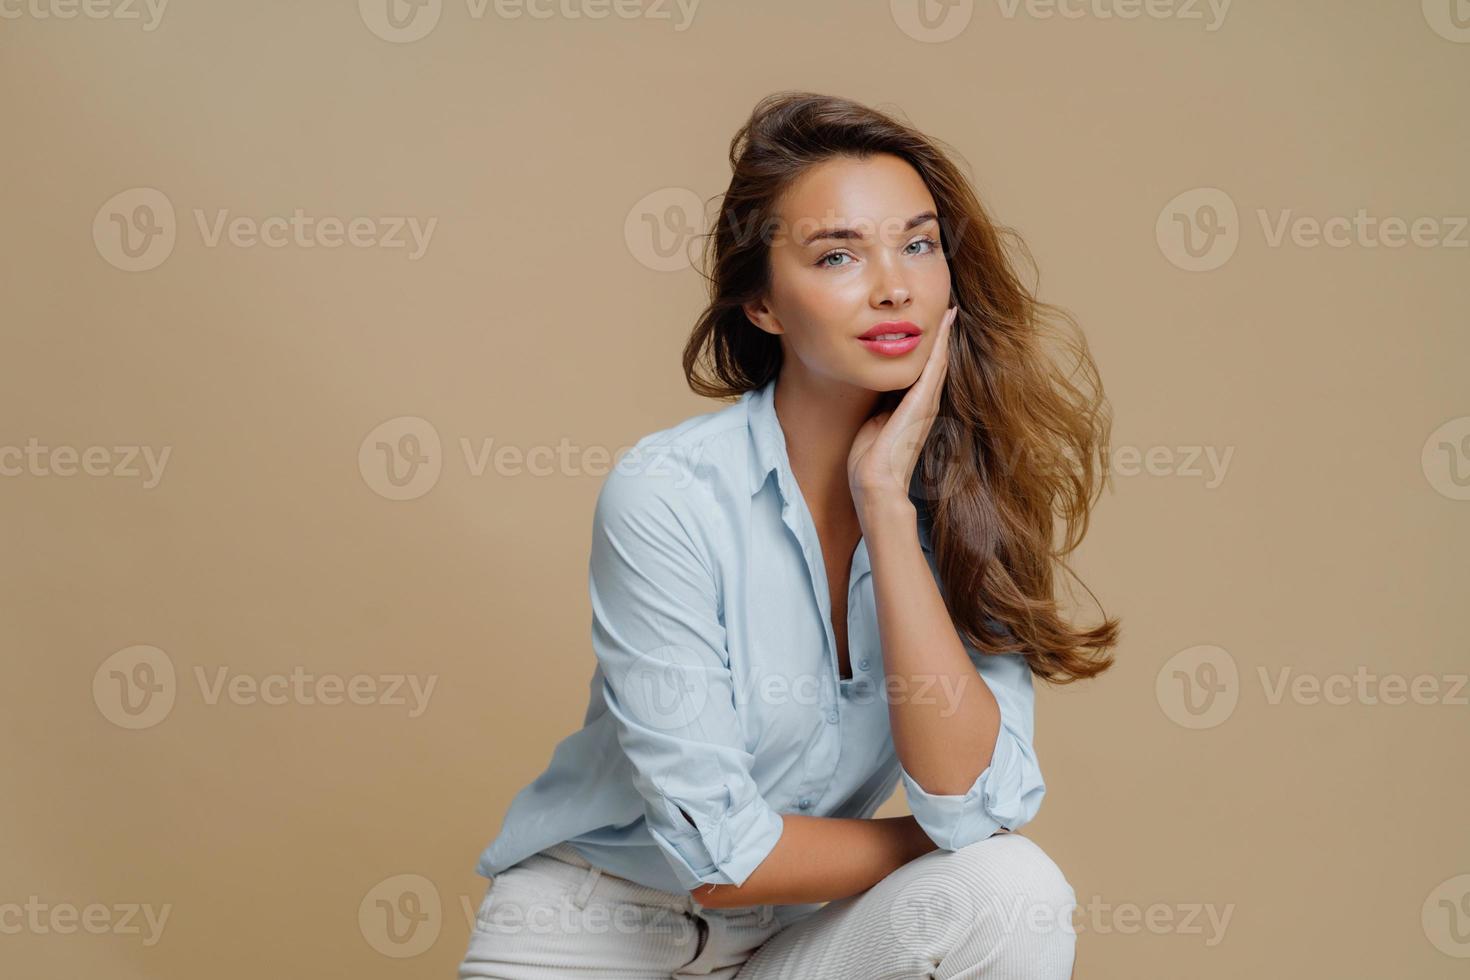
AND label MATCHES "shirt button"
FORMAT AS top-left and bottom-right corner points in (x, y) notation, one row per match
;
(826, 709), (839, 724)
(858, 658), (870, 671)
(798, 798), (811, 809)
